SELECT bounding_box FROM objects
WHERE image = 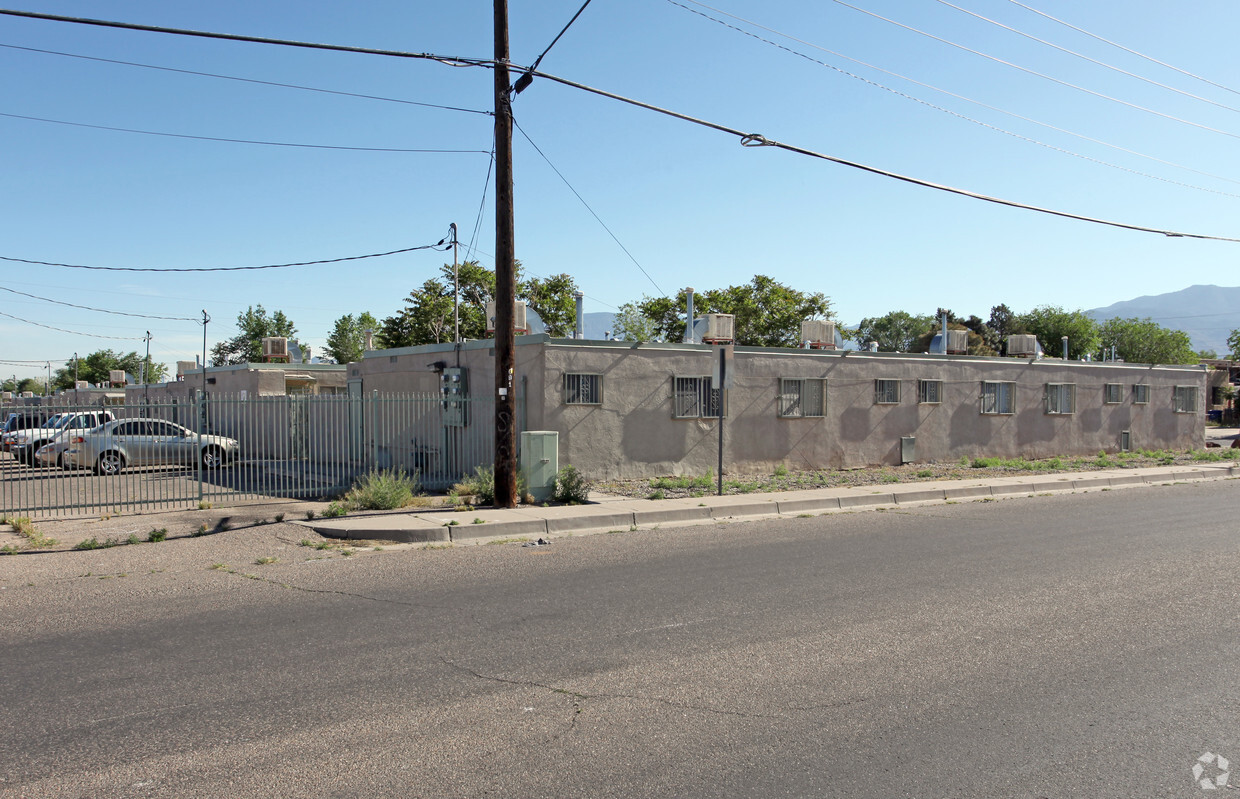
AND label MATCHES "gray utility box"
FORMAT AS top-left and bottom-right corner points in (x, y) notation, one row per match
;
(901, 436), (916, 464)
(520, 431), (559, 503)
